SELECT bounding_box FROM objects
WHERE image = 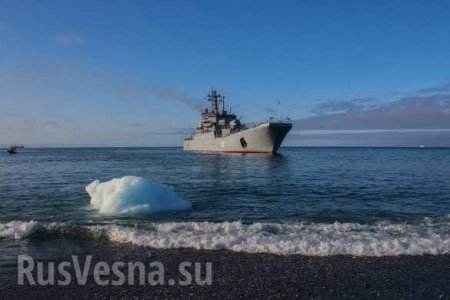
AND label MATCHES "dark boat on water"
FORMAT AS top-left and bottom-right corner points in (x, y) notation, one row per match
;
(6, 145), (24, 154)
